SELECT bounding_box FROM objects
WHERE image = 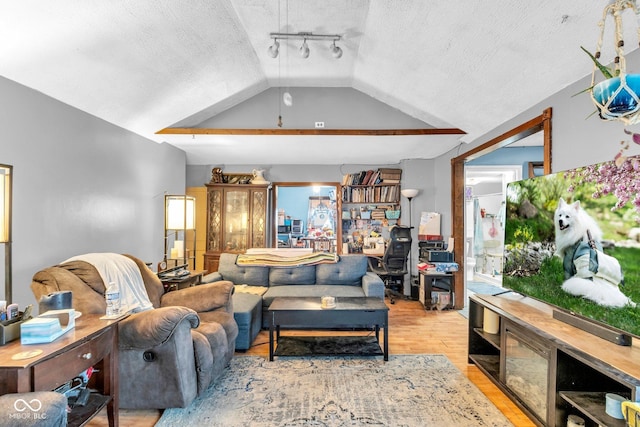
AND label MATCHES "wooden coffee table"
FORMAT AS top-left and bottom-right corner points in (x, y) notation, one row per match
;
(268, 297), (389, 361)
